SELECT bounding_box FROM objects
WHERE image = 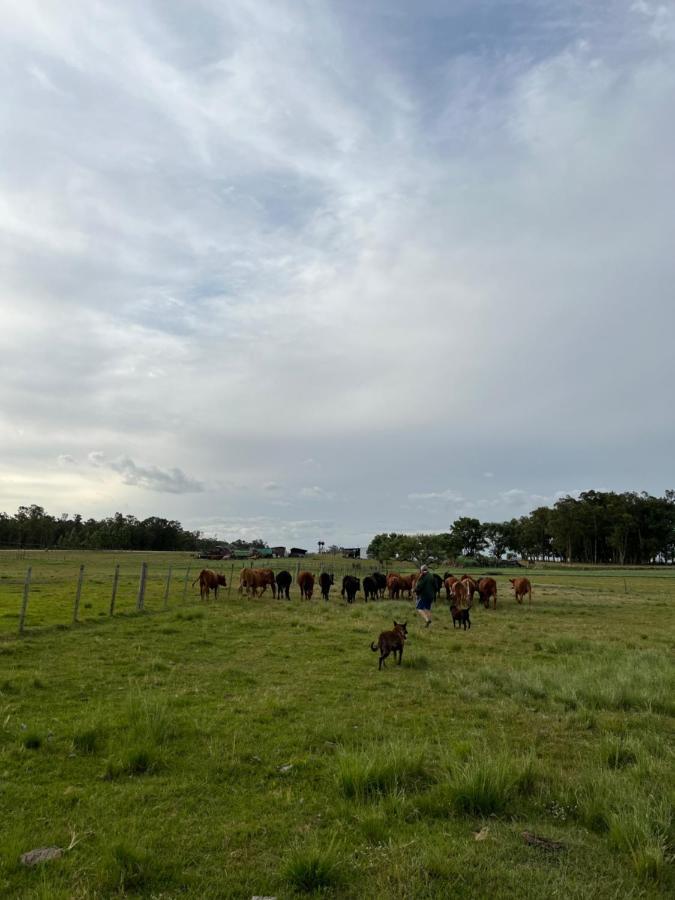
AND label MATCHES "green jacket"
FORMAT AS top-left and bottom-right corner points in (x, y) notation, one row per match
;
(415, 572), (436, 603)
